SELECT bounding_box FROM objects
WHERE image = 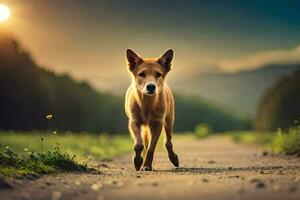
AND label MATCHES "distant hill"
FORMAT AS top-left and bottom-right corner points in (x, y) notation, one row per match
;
(173, 94), (250, 132)
(172, 64), (300, 116)
(255, 69), (300, 131)
(0, 33), (249, 133)
(0, 33), (126, 133)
